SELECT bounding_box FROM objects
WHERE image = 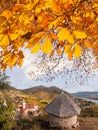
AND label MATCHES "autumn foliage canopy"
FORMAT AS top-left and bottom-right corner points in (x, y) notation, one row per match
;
(0, 0), (98, 71)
